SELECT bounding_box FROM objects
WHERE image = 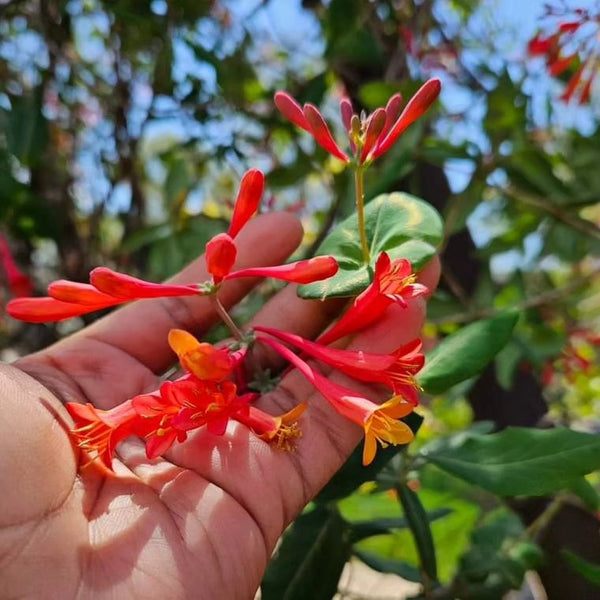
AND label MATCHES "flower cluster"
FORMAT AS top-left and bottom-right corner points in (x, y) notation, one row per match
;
(275, 78), (440, 166)
(7, 170), (338, 324)
(7, 84), (439, 474)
